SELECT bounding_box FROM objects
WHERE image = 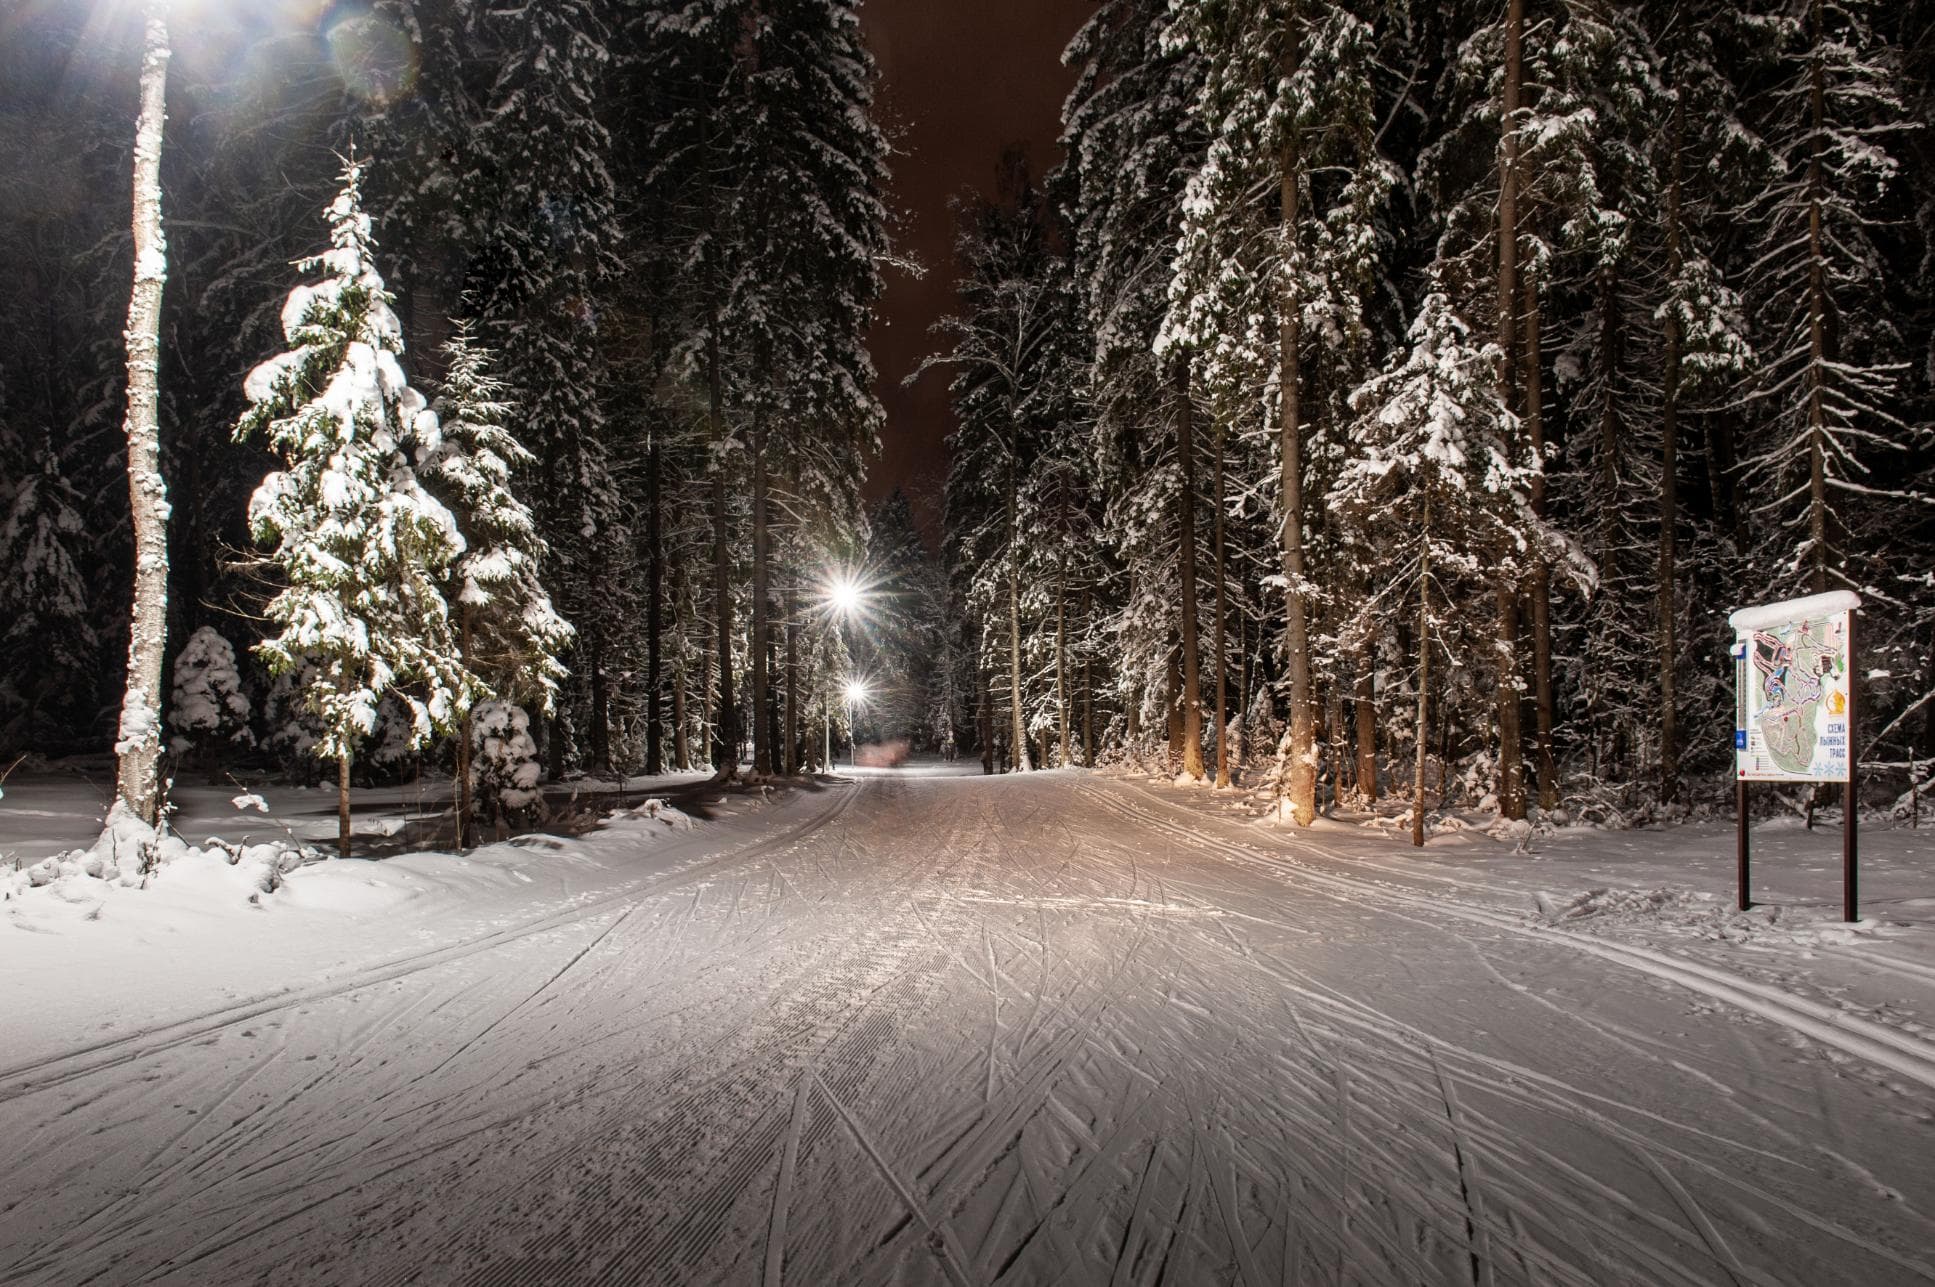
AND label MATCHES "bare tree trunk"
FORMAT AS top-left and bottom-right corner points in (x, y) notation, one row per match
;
(337, 751), (353, 860)
(978, 663), (995, 775)
(1493, 0), (1528, 823)
(785, 568), (800, 777)
(1166, 647), (1183, 764)
(1175, 361), (1206, 781)
(1279, 29), (1316, 824)
(1659, 88), (1686, 806)
(1414, 497), (1433, 849)
(1353, 643), (1377, 802)
(1083, 621), (1095, 768)
(646, 426), (664, 776)
(708, 329), (736, 777)
(1213, 415), (1231, 789)
(1056, 551), (1070, 767)
(751, 411), (772, 775)
(455, 608), (474, 848)
(589, 633), (610, 773)
(1806, 0), (1830, 594)
(112, 1), (172, 831)
(1007, 453), (1030, 772)
(1523, 270), (1557, 811)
